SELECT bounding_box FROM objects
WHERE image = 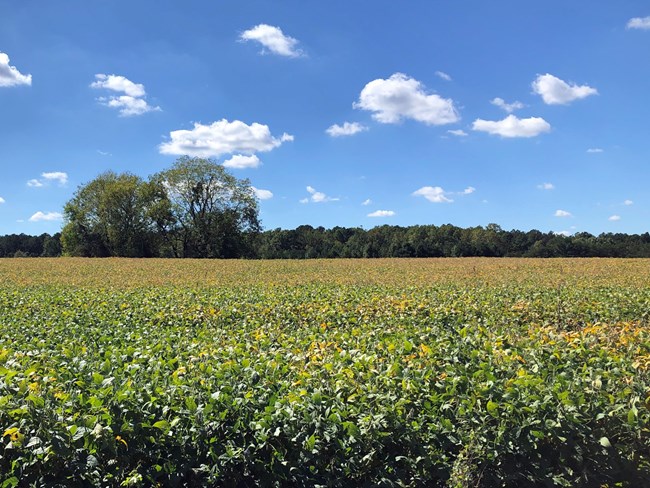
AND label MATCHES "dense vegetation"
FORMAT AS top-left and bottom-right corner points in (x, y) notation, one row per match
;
(5, 225), (650, 259)
(0, 258), (648, 486)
